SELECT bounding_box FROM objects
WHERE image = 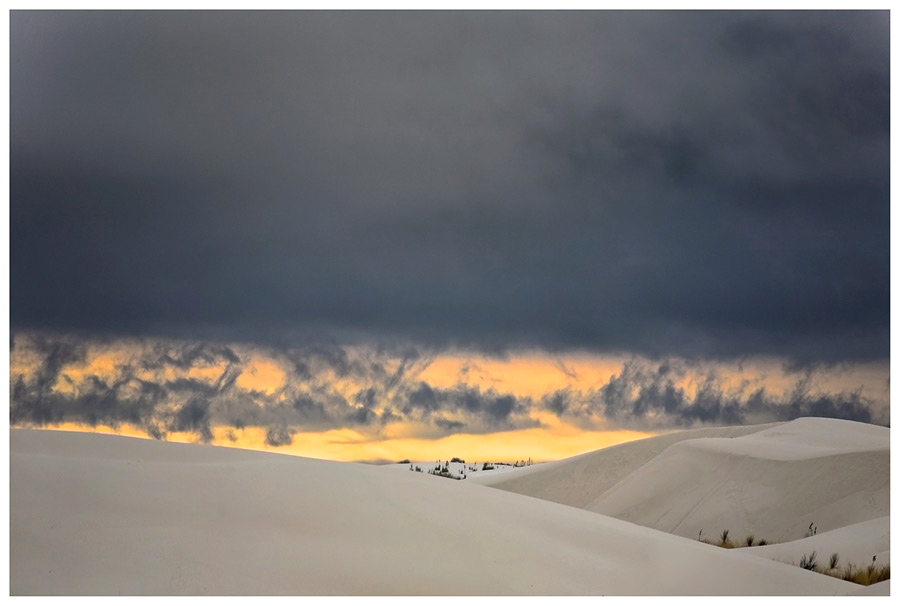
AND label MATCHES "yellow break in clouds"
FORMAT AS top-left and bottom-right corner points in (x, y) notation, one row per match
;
(34, 421), (654, 464)
(417, 351), (629, 399)
(235, 355), (287, 395)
